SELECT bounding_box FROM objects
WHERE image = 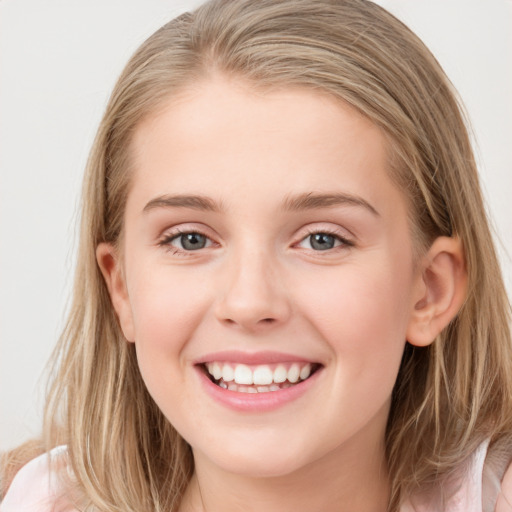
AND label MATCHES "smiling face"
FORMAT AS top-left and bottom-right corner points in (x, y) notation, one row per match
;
(98, 76), (426, 480)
